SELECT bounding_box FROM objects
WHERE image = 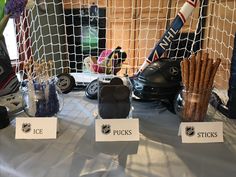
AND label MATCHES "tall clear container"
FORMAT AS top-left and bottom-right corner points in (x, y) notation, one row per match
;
(98, 75), (132, 119)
